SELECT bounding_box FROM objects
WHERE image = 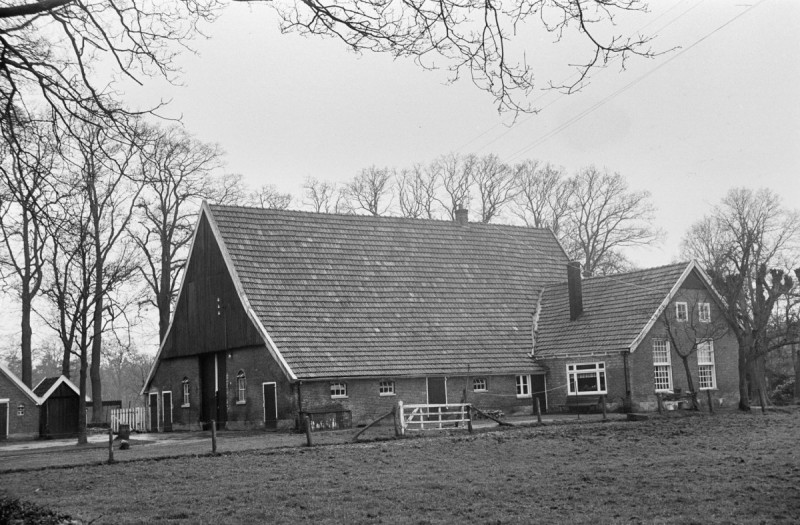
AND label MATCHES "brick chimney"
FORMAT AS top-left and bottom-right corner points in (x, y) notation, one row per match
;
(454, 207), (468, 225)
(567, 261), (583, 321)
